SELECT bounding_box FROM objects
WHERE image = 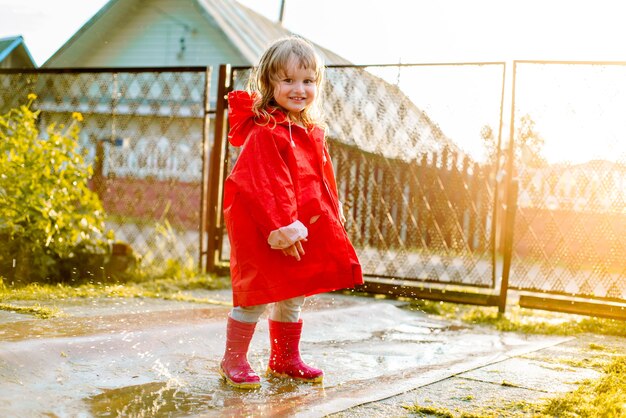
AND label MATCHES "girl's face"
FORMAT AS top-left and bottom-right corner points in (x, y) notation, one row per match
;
(272, 58), (317, 118)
